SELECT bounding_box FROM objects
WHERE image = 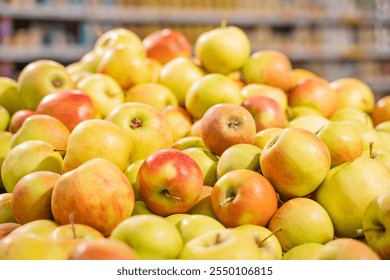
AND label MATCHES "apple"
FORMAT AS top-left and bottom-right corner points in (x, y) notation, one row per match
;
(158, 57), (205, 106)
(343, 120), (384, 150)
(18, 59), (74, 110)
(110, 214), (183, 260)
(146, 58), (162, 82)
(242, 95), (288, 132)
(7, 109), (37, 133)
(241, 83), (288, 111)
(62, 119), (133, 173)
(361, 190), (390, 259)
(330, 107), (374, 127)
(69, 238), (139, 260)
(10, 114), (70, 152)
(288, 115), (330, 134)
(76, 49), (103, 73)
(260, 127), (331, 199)
(0, 131), (12, 189)
(162, 105), (193, 142)
(97, 45), (151, 90)
(185, 73), (243, 120)
(125, 82), (178, 111)
(143, 28), (192, 65)
(176, 214), (225, 243)
(182, 147), (218, 187)
(76, 73), (125, 119)
(234, 224), (283, 260)
(288, 77), (338, 118)
(136, 148), (203, 216)
(253, 127), (283, 150)
(211, 169), (278, 228)
(106, 102), (173, 162)
(268, 197), (334, 252)
(194, 25), (251, 74)
(179, 228), (262, 260)
(216, 143), (261, 179)
(288, 105), (323, 119)
(316, 238), (380, 260)
(282, 243), (324, 260)
(0, 232), (68, 260)
(164, 213), (192, 227)
(52, 158), (135, 237)
(124, 159), (144, 201)
(188, 185), (217, 219)
(0, 193), (16, 223)
(0, 105), (10, 131)
(376, 121), (390, 133)
(291, 68), (319, 86)
(0, 76), (25, 115)
(1, 140), (63, 193)
(11, 171), (60, 224)
(316, 153), (390, 238)
(0, 223), (20, 239)
(131, 200), (154, 216)
(200, 103), (256, 156)
(329, 77), (375, 113)
(369, 147), (390, 172)
(371, 95), (390, 126)
(9, 219), (58, 238)
(189, 119), (202, 137)
(241, 50), (294, 92)
(172, 135), (207, 151)
(316, 121), (364, 168)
